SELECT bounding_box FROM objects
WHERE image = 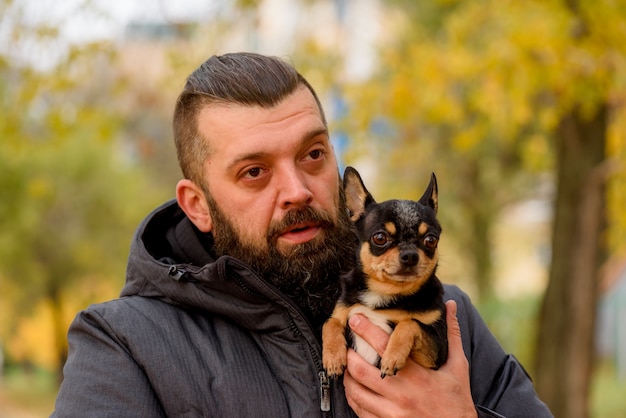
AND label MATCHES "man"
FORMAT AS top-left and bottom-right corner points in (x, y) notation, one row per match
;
(52, 52), (552, 417)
